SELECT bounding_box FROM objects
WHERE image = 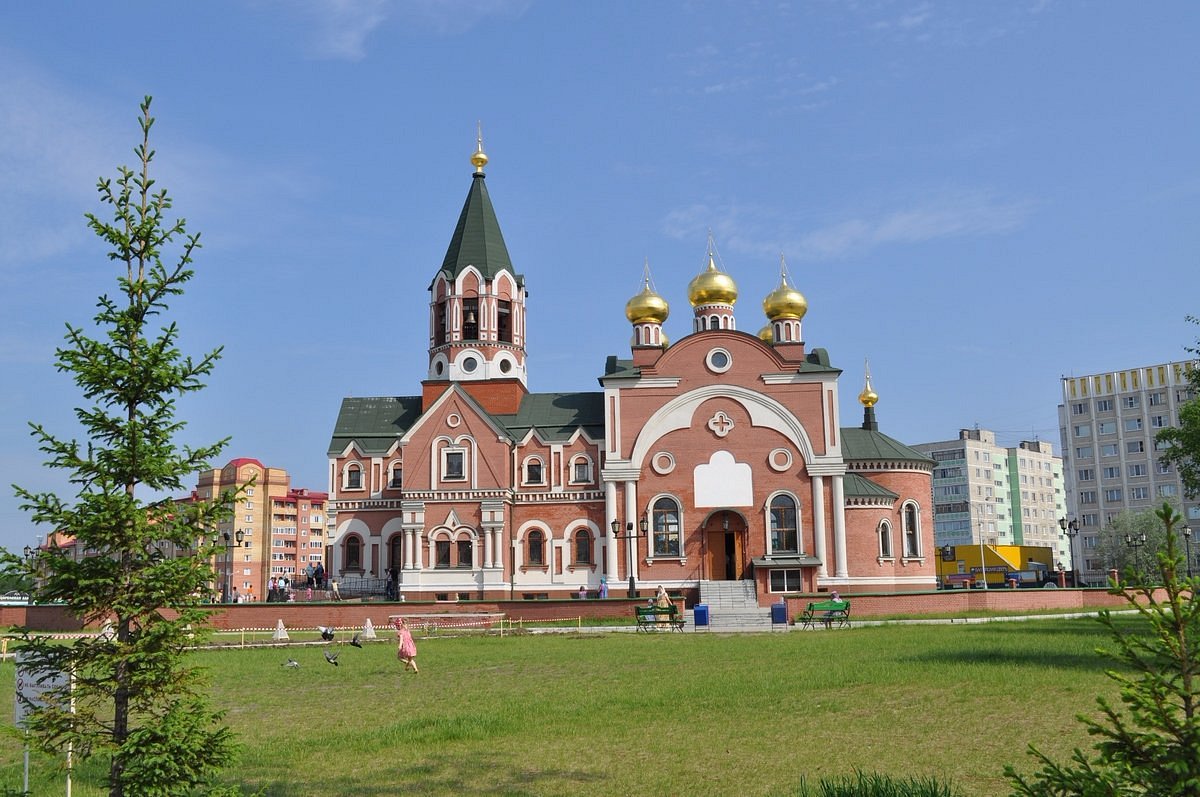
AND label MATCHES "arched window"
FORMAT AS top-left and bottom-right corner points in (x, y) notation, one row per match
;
(456, 538), (473, 569)
(497, 299), (512, 343)
(388, 463), (403, 489)
(524, 457), (544, 485)
(434, 300), (447, 347)
(878, 520), (893, 559)
(903, 502), (921, 557)
(769, 495), (799, 554)
(462, 297), (479, 340)
(344, 536), (362, 570)
(652, 497), (681, 556)
(528, 530), (545, 566)
(344, 464), (362, 490)
(569, 456), (592, 484)
(574, 529), (592, 564)
(435, 539), (451, 568)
